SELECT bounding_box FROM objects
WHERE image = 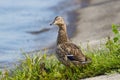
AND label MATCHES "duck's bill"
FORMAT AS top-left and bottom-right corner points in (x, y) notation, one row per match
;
(50, 22), (53, 26)
(50, 20), (56, 26)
